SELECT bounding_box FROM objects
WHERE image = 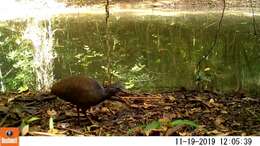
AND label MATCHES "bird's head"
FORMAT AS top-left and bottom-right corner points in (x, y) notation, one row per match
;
(104, 83), (123, 98)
